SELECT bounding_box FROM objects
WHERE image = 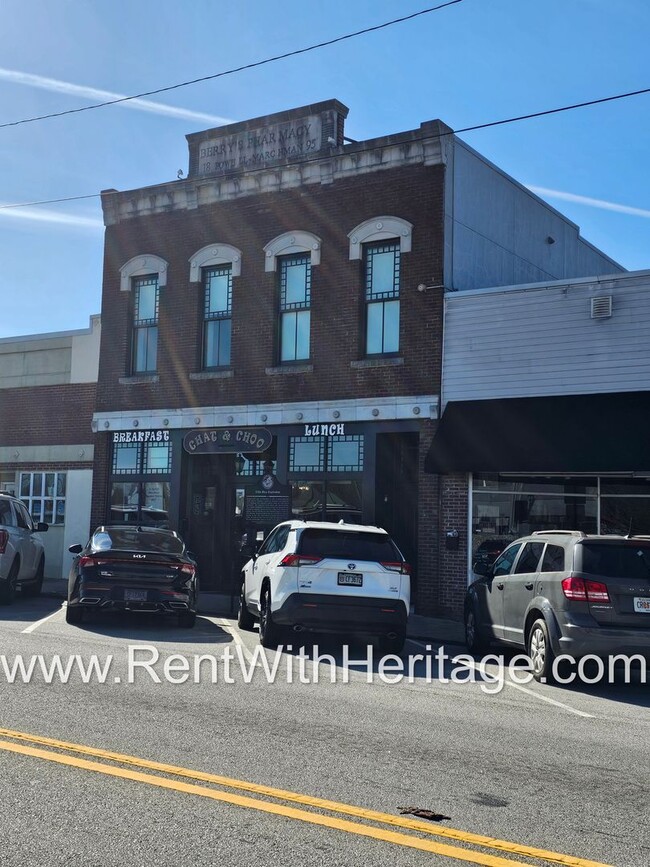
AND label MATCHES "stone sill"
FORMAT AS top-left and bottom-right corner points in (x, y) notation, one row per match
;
(189, 370), (234, 380)
(350, 357), (404, 369)
(118, 375), (159, 385)
(265, 364), (314, 376)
